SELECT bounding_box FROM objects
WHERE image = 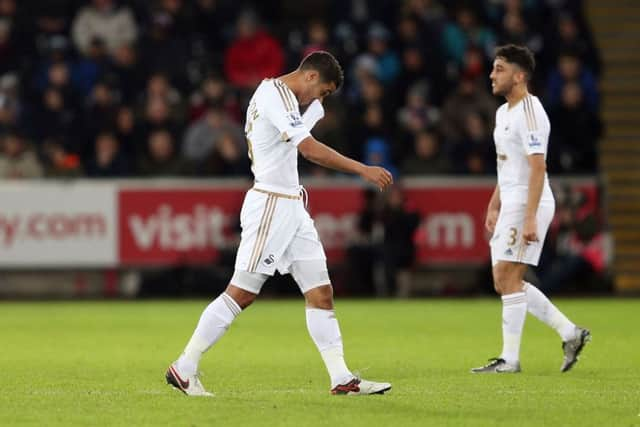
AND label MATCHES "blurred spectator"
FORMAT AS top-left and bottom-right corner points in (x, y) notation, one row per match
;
(138, 72), (184, 122)
(547, 13), (601, 77)
(85, 132), (129, 177)
(182, 107), (242, 166)
(381, 186), (420, 297)
(364, 137), (397, 178)
(549, 82), (601, 173)
(0, 131), (43, 178)
(137, 8), (190, 87)
(35, 86), (77, 148)
(301, 19), (331, 58)
(110, 43), (144, 104)
(463, 149), (492, 175)
(192, 0), (233, 55)
(402, 130), (451, 175)
(114, 105), (139, 164)
(42, 139), (83, 178)
(72, 36), (109, 97)
(497, 10), (543, 60)
(440, 77), (497, 143)
(137, 97), (182, 152)
(0, 15), (18, 74)
(395, 13), (447, 104)
(81, 81), (119, 154)
(345, 188), (384, 295)
(201, 131), (250, 177)
(396, 82), (440, 155)
(224, 10), (285, 89)
(538, 188), (612, 292)
(0, 73), (19, 131)
(486, 0), (543, 34)
(138, 129), (187, 176)
(157, 0), (193, 36)
(346, 73), (387, 157)
(546, 51), (598, 112)
(71, 0), (138, 57)
(401, 0), (446, 28)
(188, 74), (241, 123)
(310, 99), (347, 157)
(450, 112), (495, 174)
(459, 45), (488, 82)
(442, 6), (496, 68)
(35, 59), (79, 107)
(364, 22), (401, 85)
(330, 0), (398, 35)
